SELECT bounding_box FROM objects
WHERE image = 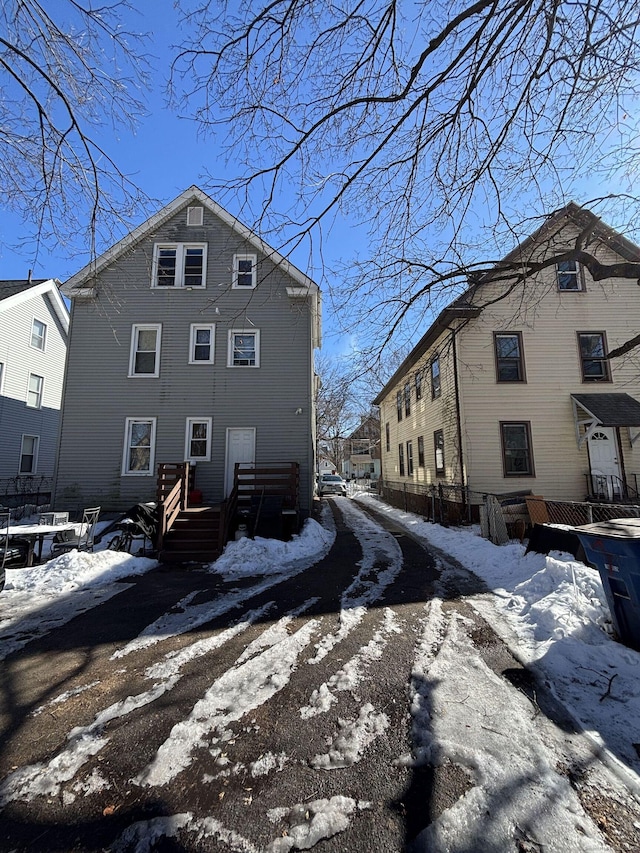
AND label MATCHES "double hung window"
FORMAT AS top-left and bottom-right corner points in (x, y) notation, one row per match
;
(185, 418), (212, 462)
(31, 319), (47, 350)
(557, 260), (582, 291)
(385, 422), (390, 452)
(189, 324), (215, 364)
(228, 330), (260, 367)
(431, 357), (441, 399)
(404, 382), (411, 417)
(434, 430), (445, 475)
(122, 418), (156, 475)
(129, 324), (161, 377)
(417, 435), (425, 467)
(495, 332), (525, 382)
(232, 254), (257, 289)
(152, 243), (207, 288)
(406, 441), (414, 476)
(19, 435), (39, 474)
(578, 332), (610, 381)
(27, 374), (43, 408)
(500, 422), (534, 476)
(398, 443), (405, 476)
(415, 371), (423, 400)
(396, 391), (403, 421)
